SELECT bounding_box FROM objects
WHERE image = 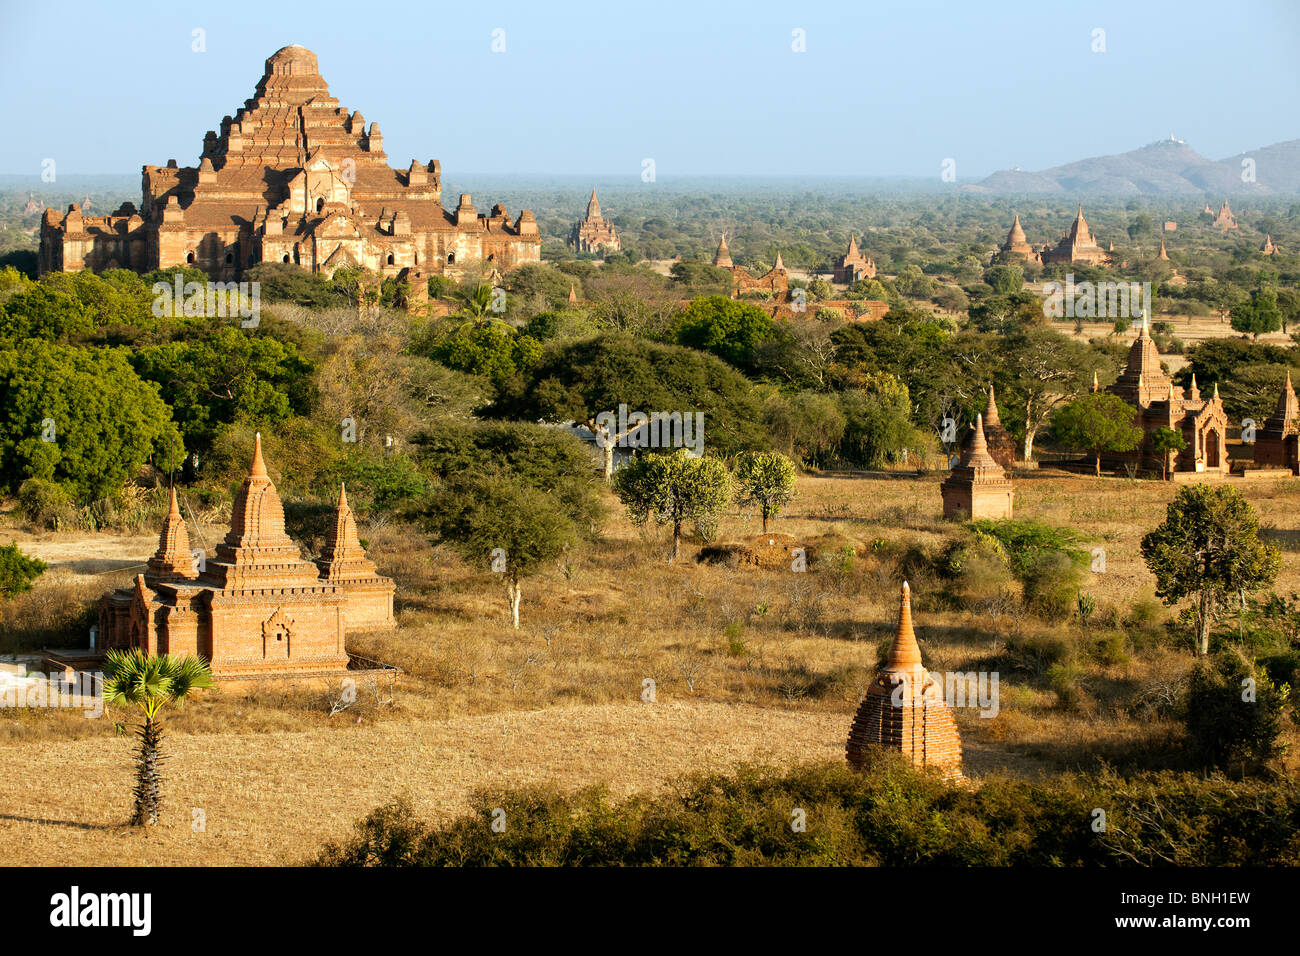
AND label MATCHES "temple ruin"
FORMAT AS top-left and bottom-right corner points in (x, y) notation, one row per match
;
(40, 45), (540, 281)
